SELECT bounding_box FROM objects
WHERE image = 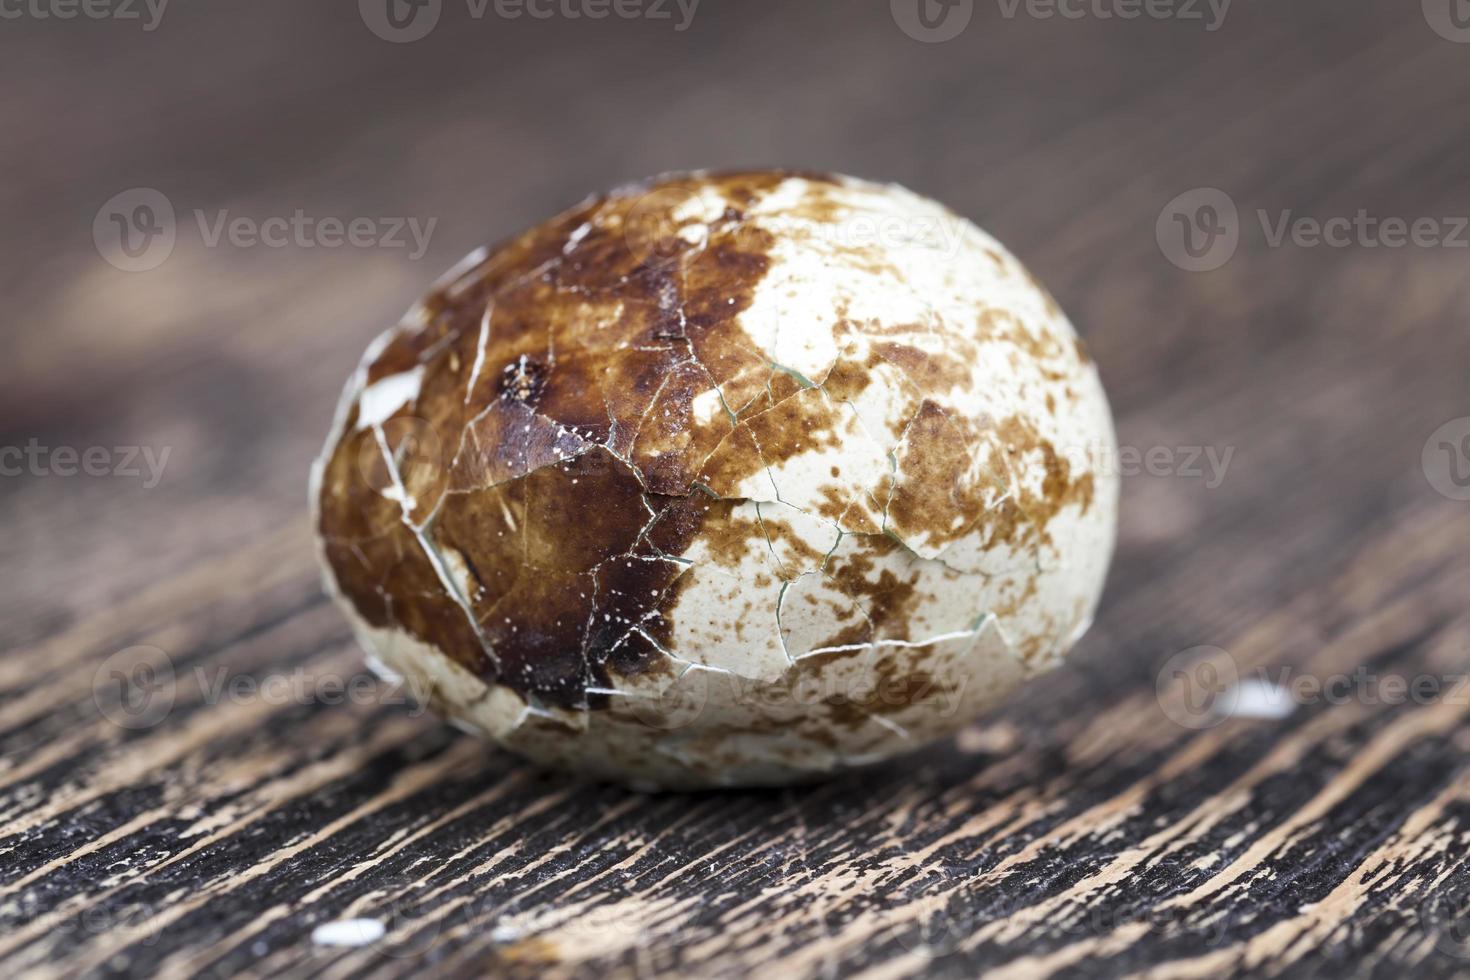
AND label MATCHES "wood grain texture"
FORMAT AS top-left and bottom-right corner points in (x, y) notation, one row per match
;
(4, 1), (1470, 977)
